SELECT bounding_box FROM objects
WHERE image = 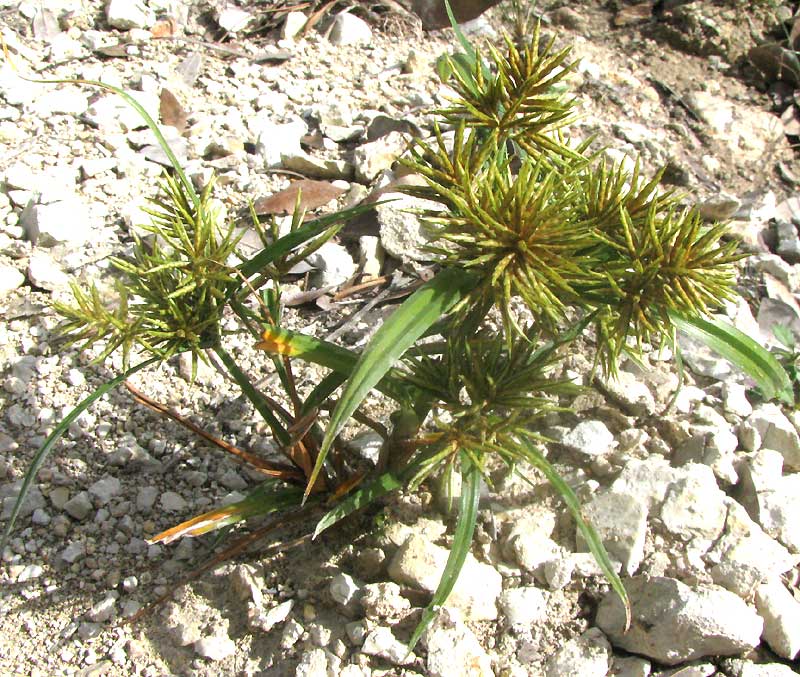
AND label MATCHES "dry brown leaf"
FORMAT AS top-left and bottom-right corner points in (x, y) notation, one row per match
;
(94, 43), (128, 58)
(253, 180), (346, 215)
(151, 17), (178, 38)
(160, 88), (188, 133)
